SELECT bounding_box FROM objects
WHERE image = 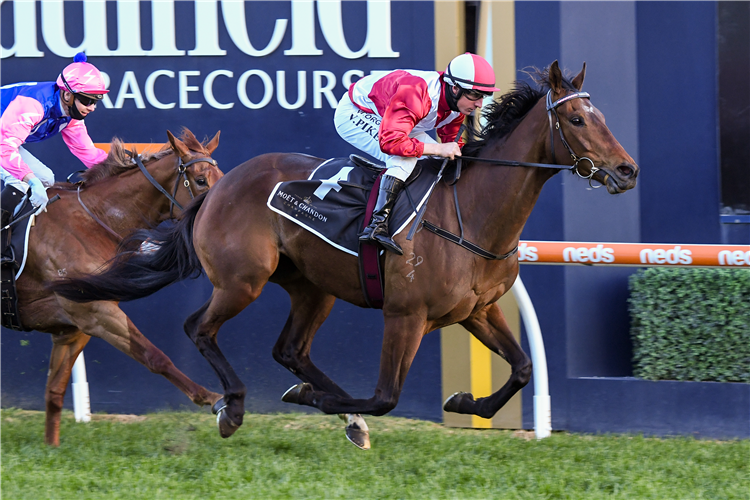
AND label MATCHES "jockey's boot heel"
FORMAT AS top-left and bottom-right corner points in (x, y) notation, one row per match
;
(359, 175), (405, 255)
(0, 185), (24, 266)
